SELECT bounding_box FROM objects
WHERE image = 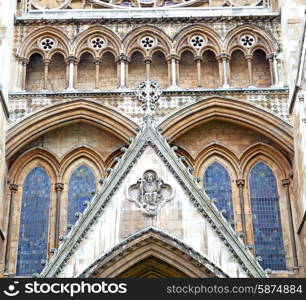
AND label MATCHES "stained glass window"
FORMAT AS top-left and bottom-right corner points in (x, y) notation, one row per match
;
(16, 167), (51, 276)
(67, 165), (96, 225)
(204, 162), (234, 225)
(249, 162), (286, 270)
